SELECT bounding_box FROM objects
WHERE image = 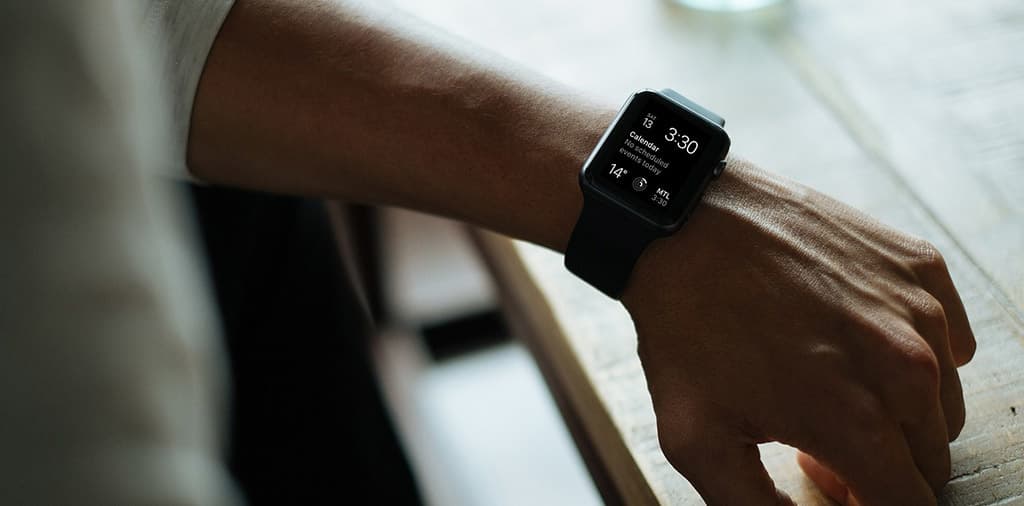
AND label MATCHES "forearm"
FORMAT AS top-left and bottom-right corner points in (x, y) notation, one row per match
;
(187, 0), (614, 252)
